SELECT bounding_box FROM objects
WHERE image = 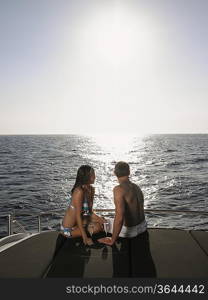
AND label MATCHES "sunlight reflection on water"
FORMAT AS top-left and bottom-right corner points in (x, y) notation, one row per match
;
(83, 133), (147, 209)
(1, 134), (207, 233)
